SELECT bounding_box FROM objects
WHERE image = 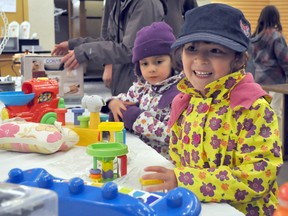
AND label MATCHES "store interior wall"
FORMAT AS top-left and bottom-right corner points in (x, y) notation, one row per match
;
(28, 0), (54, 51)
